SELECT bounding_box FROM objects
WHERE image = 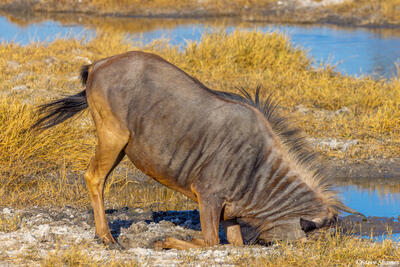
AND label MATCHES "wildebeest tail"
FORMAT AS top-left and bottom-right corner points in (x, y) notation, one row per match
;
(32, 65), (91, 130)
(80, 64), (90, 86)
(31, 90), (88, 130)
